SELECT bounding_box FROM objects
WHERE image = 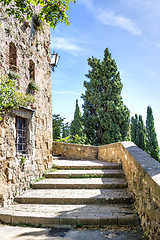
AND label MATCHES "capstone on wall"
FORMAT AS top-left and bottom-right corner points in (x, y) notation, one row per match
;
(0, 5), (52, 205)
